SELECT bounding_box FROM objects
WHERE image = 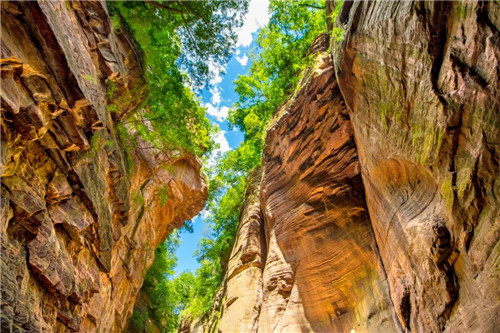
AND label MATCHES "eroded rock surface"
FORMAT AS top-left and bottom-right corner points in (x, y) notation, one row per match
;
(194, 49), (399, 333)
(189, 1), (499, 332)
(333, 1), (499, 332)
(257, 52), (396, 333)
(1, 1), (207, 332)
